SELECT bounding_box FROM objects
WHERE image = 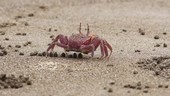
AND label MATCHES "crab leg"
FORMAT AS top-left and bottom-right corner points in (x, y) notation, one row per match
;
(100, 40), (105, 57)
(103, 40), (112, 57)
(47, 34), (68, 53)
(80, 44), (95, 57)
(79, 23), (82, 34)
